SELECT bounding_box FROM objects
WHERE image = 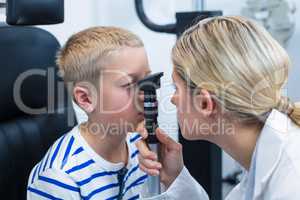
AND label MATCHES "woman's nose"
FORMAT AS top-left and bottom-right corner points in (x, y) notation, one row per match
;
(171, 94), (177, 106)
